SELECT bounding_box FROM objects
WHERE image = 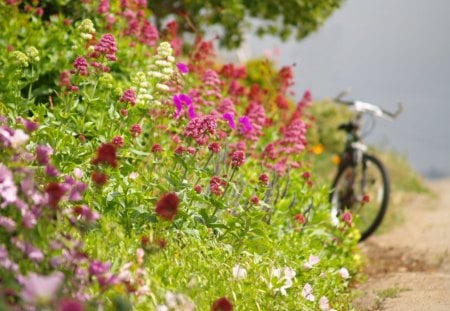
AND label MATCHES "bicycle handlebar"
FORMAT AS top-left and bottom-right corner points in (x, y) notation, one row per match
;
(333, 91), (403, 121)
